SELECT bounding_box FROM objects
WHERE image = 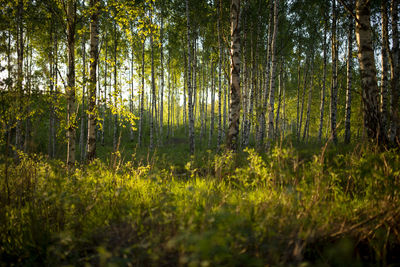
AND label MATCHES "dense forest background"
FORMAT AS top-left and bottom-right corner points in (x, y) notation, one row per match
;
(1, 0), (400, 266)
